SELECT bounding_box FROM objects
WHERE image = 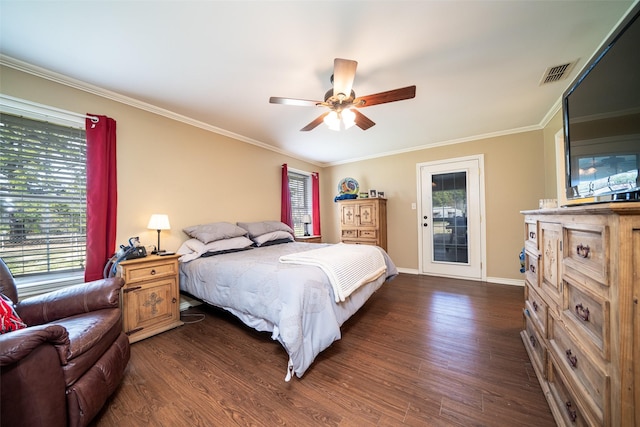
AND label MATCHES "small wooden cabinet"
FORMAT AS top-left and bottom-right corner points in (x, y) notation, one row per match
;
(117, 254), (183, 343)
(521, 203), (640, 426)
(338, 198), (387, 251)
